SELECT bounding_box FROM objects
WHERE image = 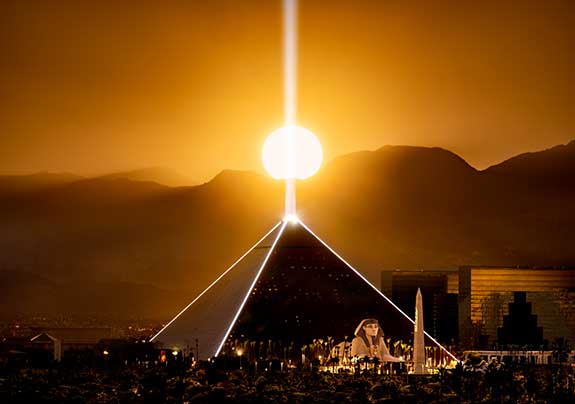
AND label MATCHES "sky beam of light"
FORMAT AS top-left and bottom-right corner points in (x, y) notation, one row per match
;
(283, 0), (297, 219)
(283, 0), (297, 126)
